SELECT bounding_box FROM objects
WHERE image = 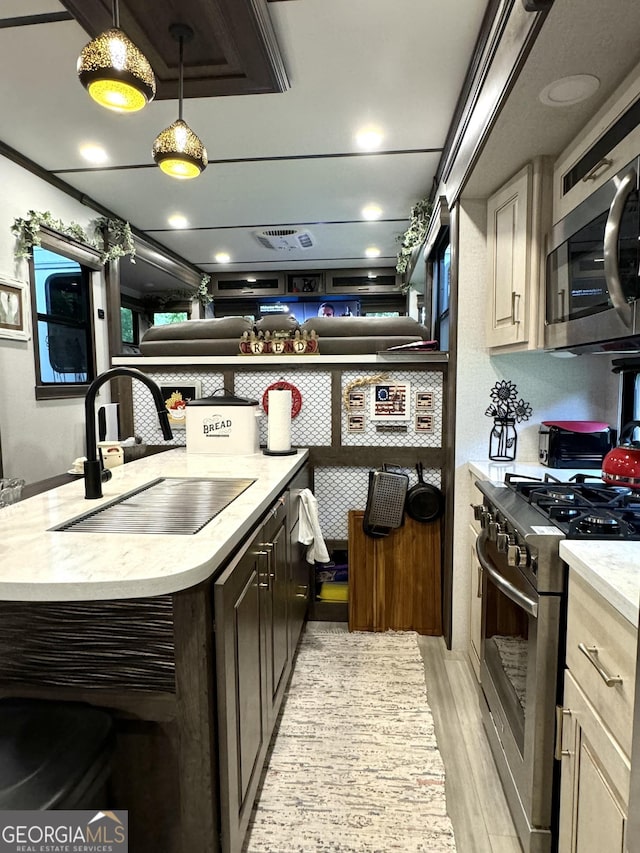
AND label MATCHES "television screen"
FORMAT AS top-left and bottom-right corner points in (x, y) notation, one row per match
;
(259, 298), (360, 323)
